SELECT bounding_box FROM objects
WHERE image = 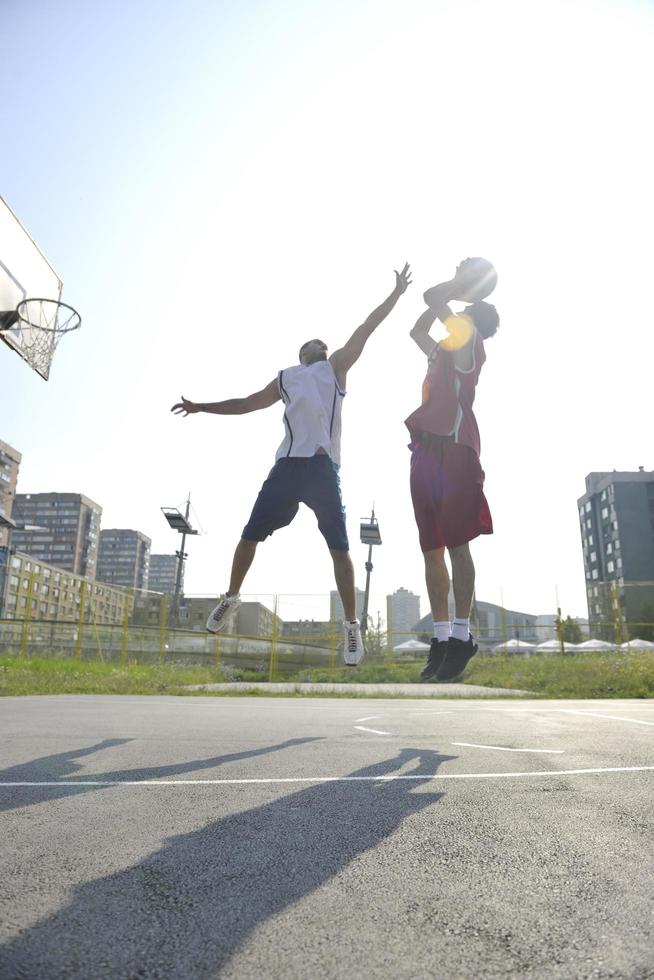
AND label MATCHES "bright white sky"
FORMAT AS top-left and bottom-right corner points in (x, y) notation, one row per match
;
(2, 0), (653, 625)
